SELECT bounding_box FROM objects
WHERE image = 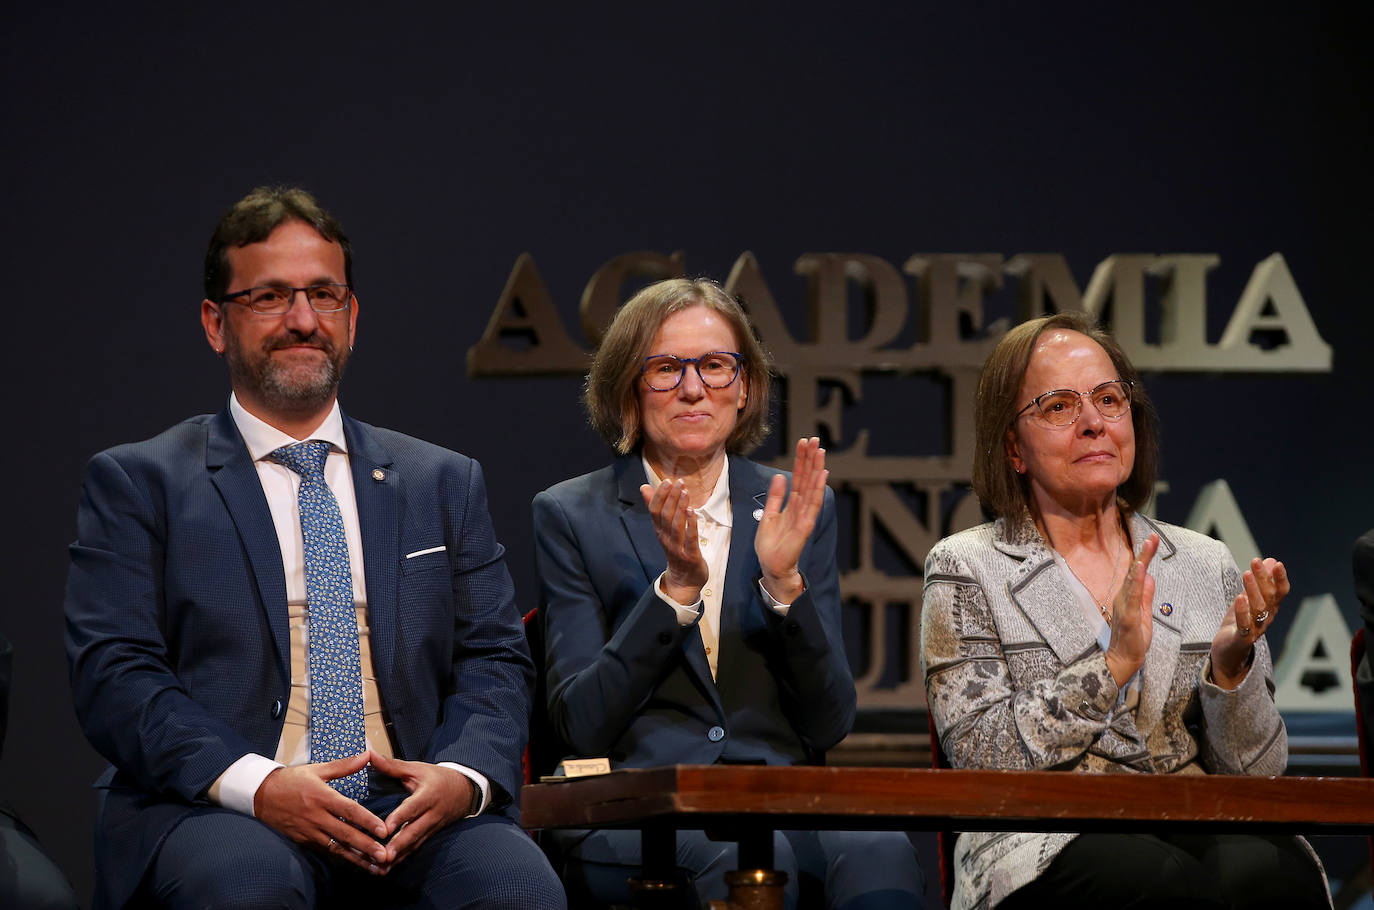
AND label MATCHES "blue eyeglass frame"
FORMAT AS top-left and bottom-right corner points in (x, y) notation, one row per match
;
(640, 351), (744, 390)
